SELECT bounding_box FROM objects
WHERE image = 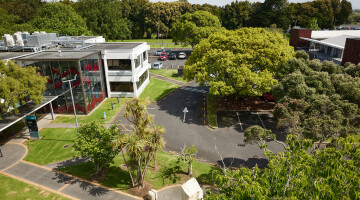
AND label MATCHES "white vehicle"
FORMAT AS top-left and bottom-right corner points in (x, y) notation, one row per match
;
(178, 52), (186, 59)
(153, 62), (163, 69)
(155, 50), (162, 56)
